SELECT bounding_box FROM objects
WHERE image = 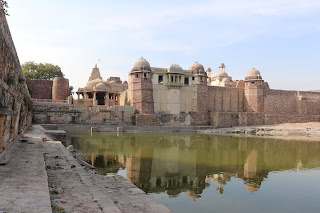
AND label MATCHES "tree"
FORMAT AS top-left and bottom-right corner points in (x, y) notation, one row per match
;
(69, 86), (74, 96)
(22, 61), (64, 80)
(1, 0), (9, 16)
